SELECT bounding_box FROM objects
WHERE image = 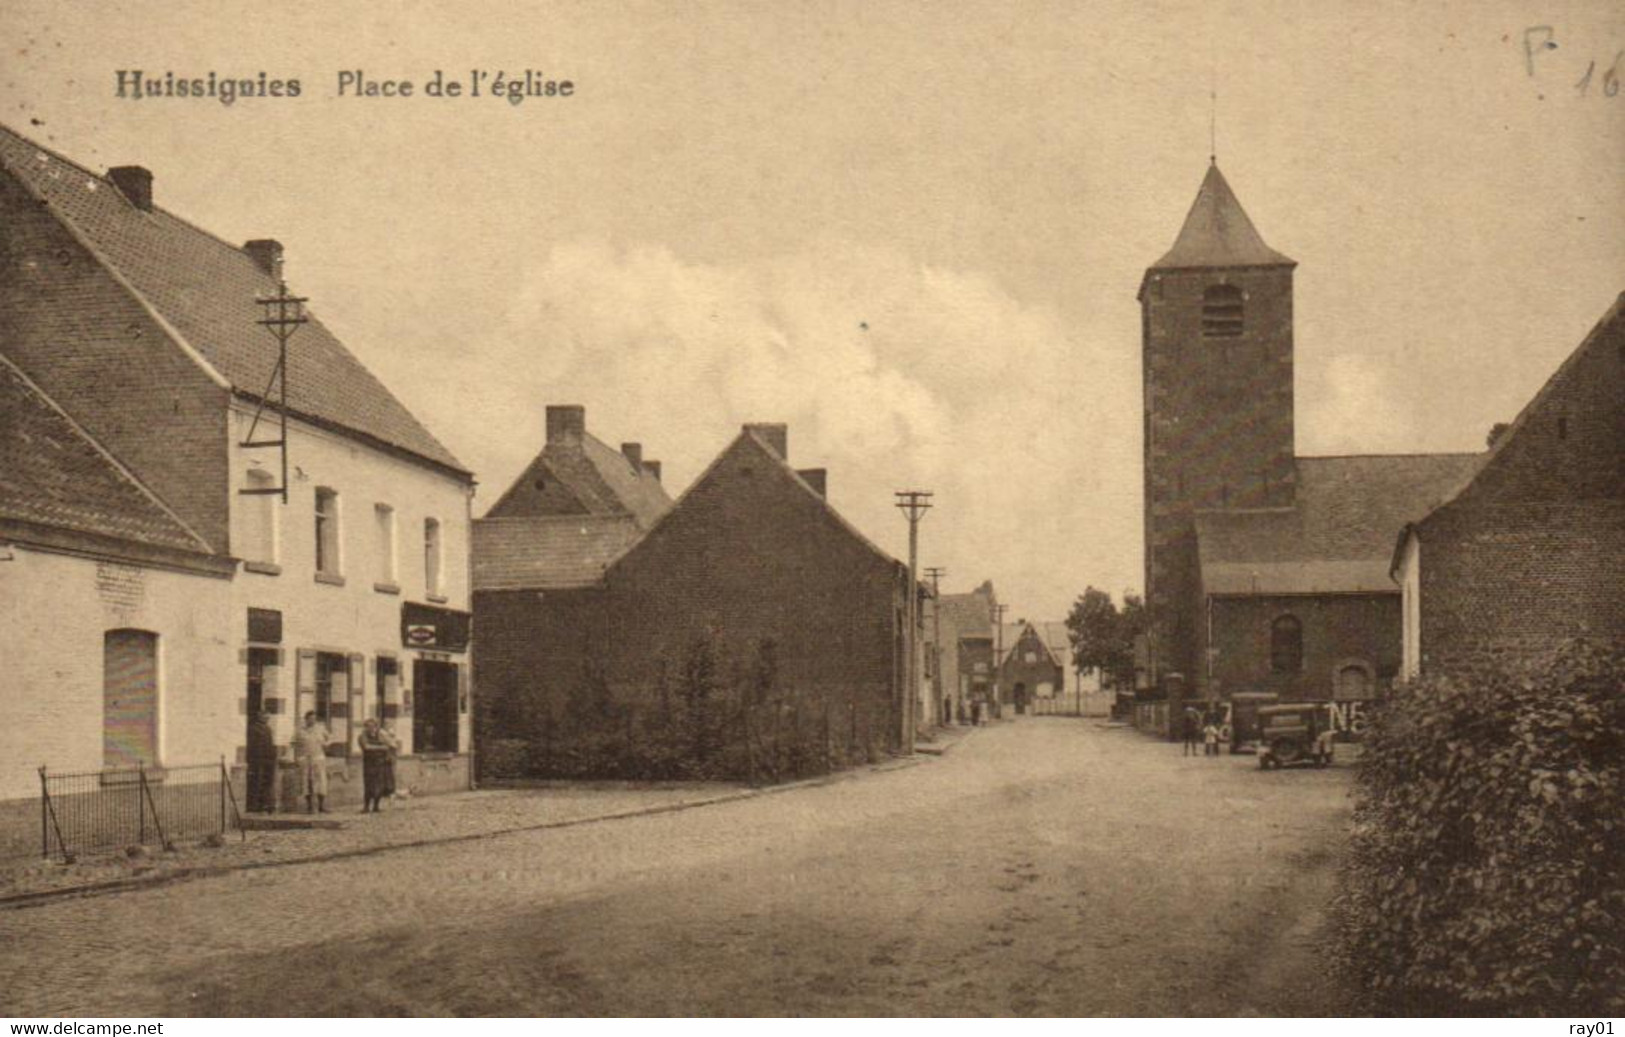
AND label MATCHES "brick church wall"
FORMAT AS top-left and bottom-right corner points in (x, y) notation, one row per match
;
(1207, 593), (1401, 701)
